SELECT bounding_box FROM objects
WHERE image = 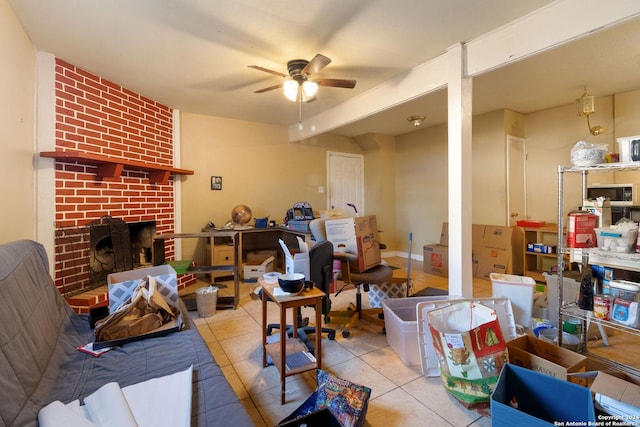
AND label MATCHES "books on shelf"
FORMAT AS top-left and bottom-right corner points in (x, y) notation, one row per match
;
(285, 351), (316, 370)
